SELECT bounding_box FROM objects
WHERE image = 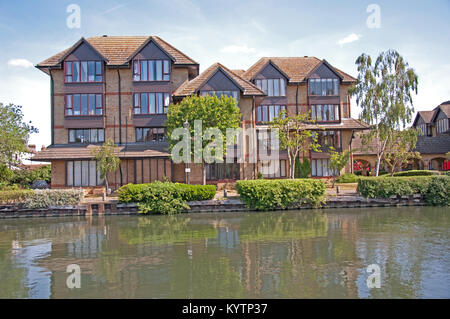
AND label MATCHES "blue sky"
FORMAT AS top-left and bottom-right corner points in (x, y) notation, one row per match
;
(0, 0), (449, 148)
